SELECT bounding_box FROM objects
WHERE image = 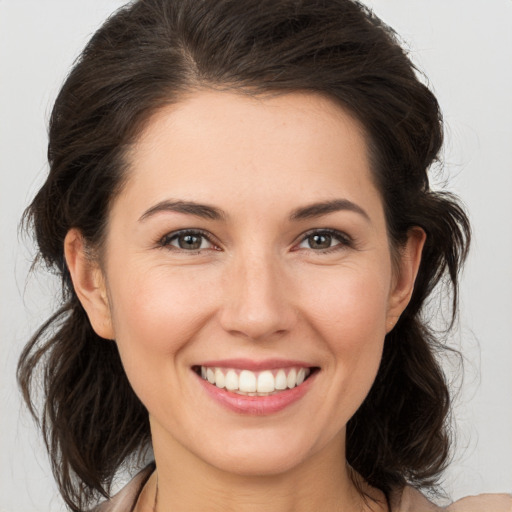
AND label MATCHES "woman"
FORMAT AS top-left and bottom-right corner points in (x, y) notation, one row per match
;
(16, 0), (511, 511)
